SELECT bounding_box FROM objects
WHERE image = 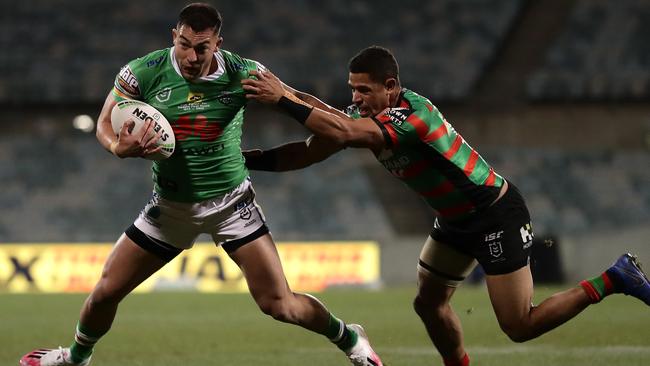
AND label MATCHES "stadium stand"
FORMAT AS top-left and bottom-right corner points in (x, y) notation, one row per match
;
(1, 0), (648, 278)
(1, 0), (523, 103)
(0, 110), (394, 242)
(527, 0), (650, 100)
(1, 113), (648, 242)
(485, 148), (650, 236)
